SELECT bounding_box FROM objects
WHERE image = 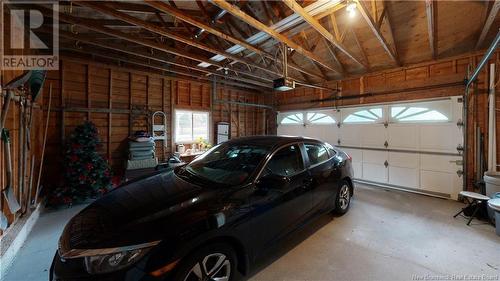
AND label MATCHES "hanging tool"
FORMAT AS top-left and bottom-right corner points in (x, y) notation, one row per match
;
(34, 83), (52, 207)
(26, 70), (46, 150)
(28, 156), (36, 208)
(0, 71), (32, 224)
(2, 129), (20, 213)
